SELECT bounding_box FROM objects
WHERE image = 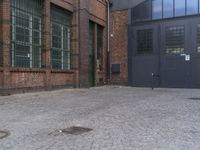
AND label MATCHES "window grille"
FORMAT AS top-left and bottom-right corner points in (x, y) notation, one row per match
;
(51, 5), (72, 70)
(137, 29), (153, 54)
(165, 26), (185, 54)
(10, 0), (42, 68)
